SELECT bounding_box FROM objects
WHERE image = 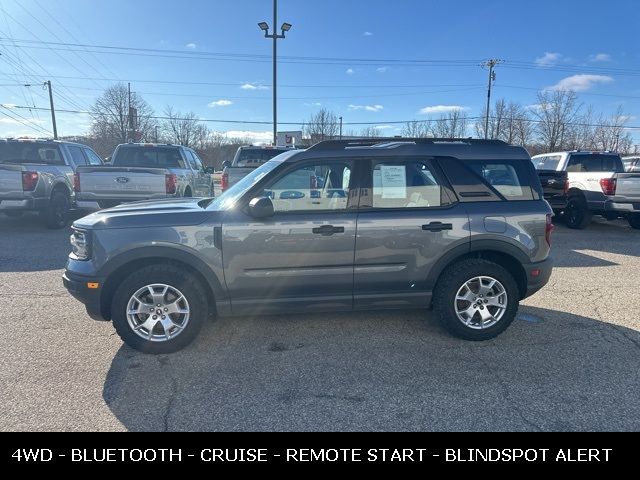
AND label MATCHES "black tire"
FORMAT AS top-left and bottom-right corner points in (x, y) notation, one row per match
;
(41, 190), (70, 229)
(628, 214), (640, 230)
(564, 196), (591, 229)
(4, 211), (24, 218)
(433, 259), (520, 341)
(111, 264), (208, 354)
